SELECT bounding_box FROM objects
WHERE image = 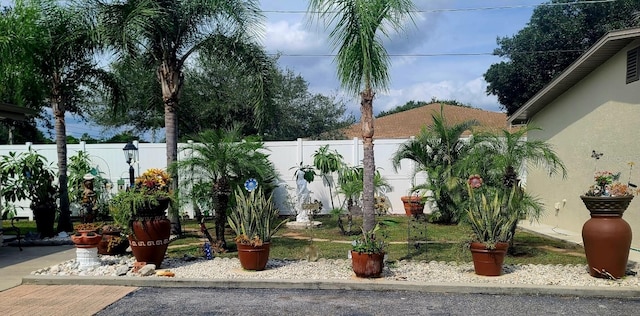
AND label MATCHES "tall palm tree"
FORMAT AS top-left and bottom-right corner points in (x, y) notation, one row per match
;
(392, 106), (479, 223)
(4, 0), (120, 232)
(307, 0), (415, 232)
(95, 0), (268, 234)
(172, 127), (277, 249)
